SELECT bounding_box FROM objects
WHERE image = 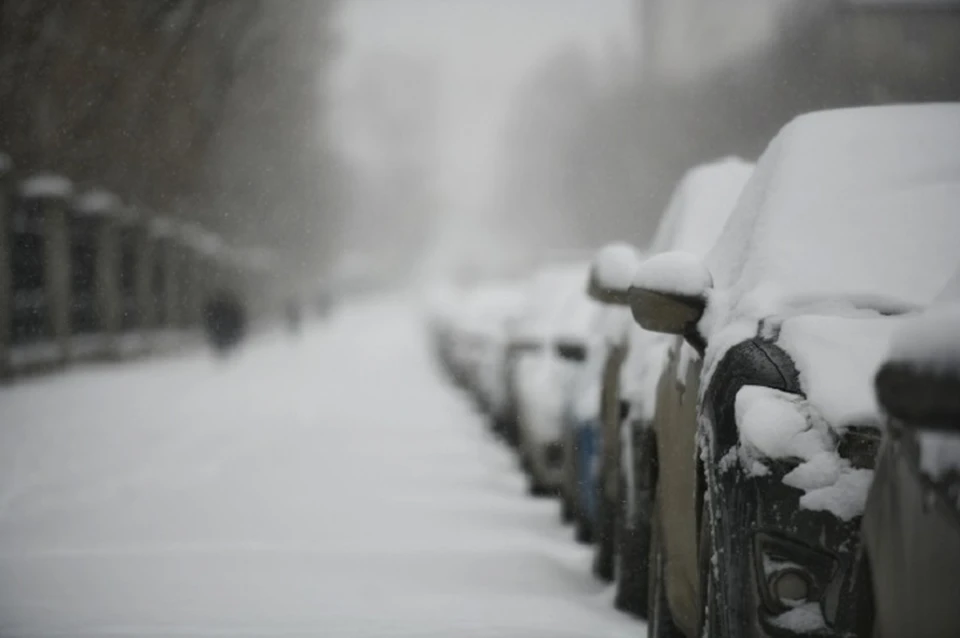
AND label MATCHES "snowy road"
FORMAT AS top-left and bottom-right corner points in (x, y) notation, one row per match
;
(0, 297), (642, 637)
